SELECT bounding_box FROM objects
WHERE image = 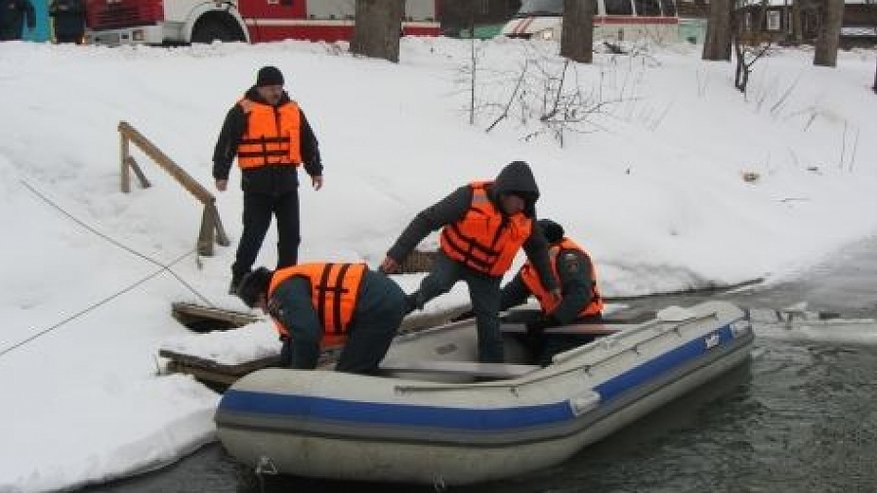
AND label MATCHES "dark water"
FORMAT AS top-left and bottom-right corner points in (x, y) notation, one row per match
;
(89, 237), (877, 493)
